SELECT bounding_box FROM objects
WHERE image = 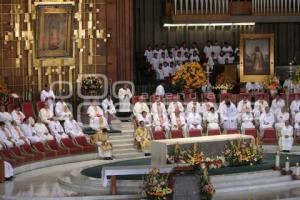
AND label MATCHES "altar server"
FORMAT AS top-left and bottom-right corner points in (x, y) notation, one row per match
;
(170, 110), (188, 136)
(64, 116), (85, 138)
(206, 107), (220, 130)
(259, 107), (275, 138)
(134, 121), (151, 155)
(21, 118), (41, 144)
(220, 100), (238, 131)
(55, 99), (72, 121)
(290, 95), (300, 119)
(3, 161), (14, 181)
(48, 119), (69, 142)
(9, 120), (29, 146)
(152, 113), (170, 132)
(275, 107), (290, 135)
(39, 102), (54, 124)
(11, 105), (25, 125)
(34, 117), (54, 142)
(187, 107), (203, 131)
(240, 109), (255, 134)
(0, 122), (15, 148)
(102, 94), (116, 125)
(87, 100), (110, 131)
(186, 97), (201, 115)
(151, 96), (167, 116)
(0, 105), (12, 124)
(167, 95), (184, 116)
(278, 121), (294, 152)
(237, 95), (252, 122)
(270, 94), (285, 115)
(40, 84), (55, 111)
(118, 84), (132, 113)
(133, 96), (149, 117)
